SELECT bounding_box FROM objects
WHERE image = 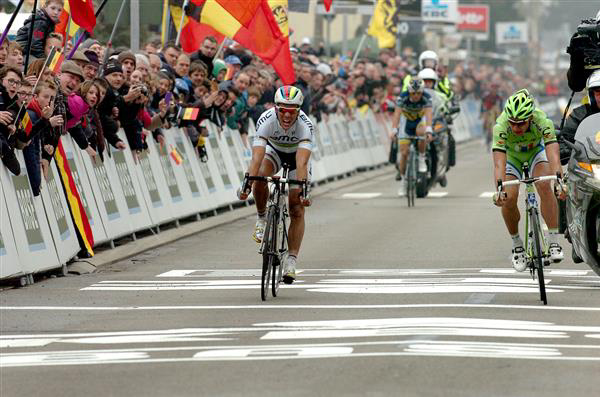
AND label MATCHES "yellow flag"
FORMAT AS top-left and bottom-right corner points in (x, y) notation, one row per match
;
(367, 0), (397, 49)
(268, 0), (290, 37)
